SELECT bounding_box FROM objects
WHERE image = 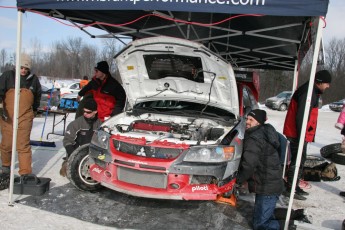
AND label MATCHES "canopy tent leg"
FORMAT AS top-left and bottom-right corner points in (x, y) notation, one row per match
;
(8, 9), (23, 206)
(284, 16), (324, 230)
(292, 59), (299, 92)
